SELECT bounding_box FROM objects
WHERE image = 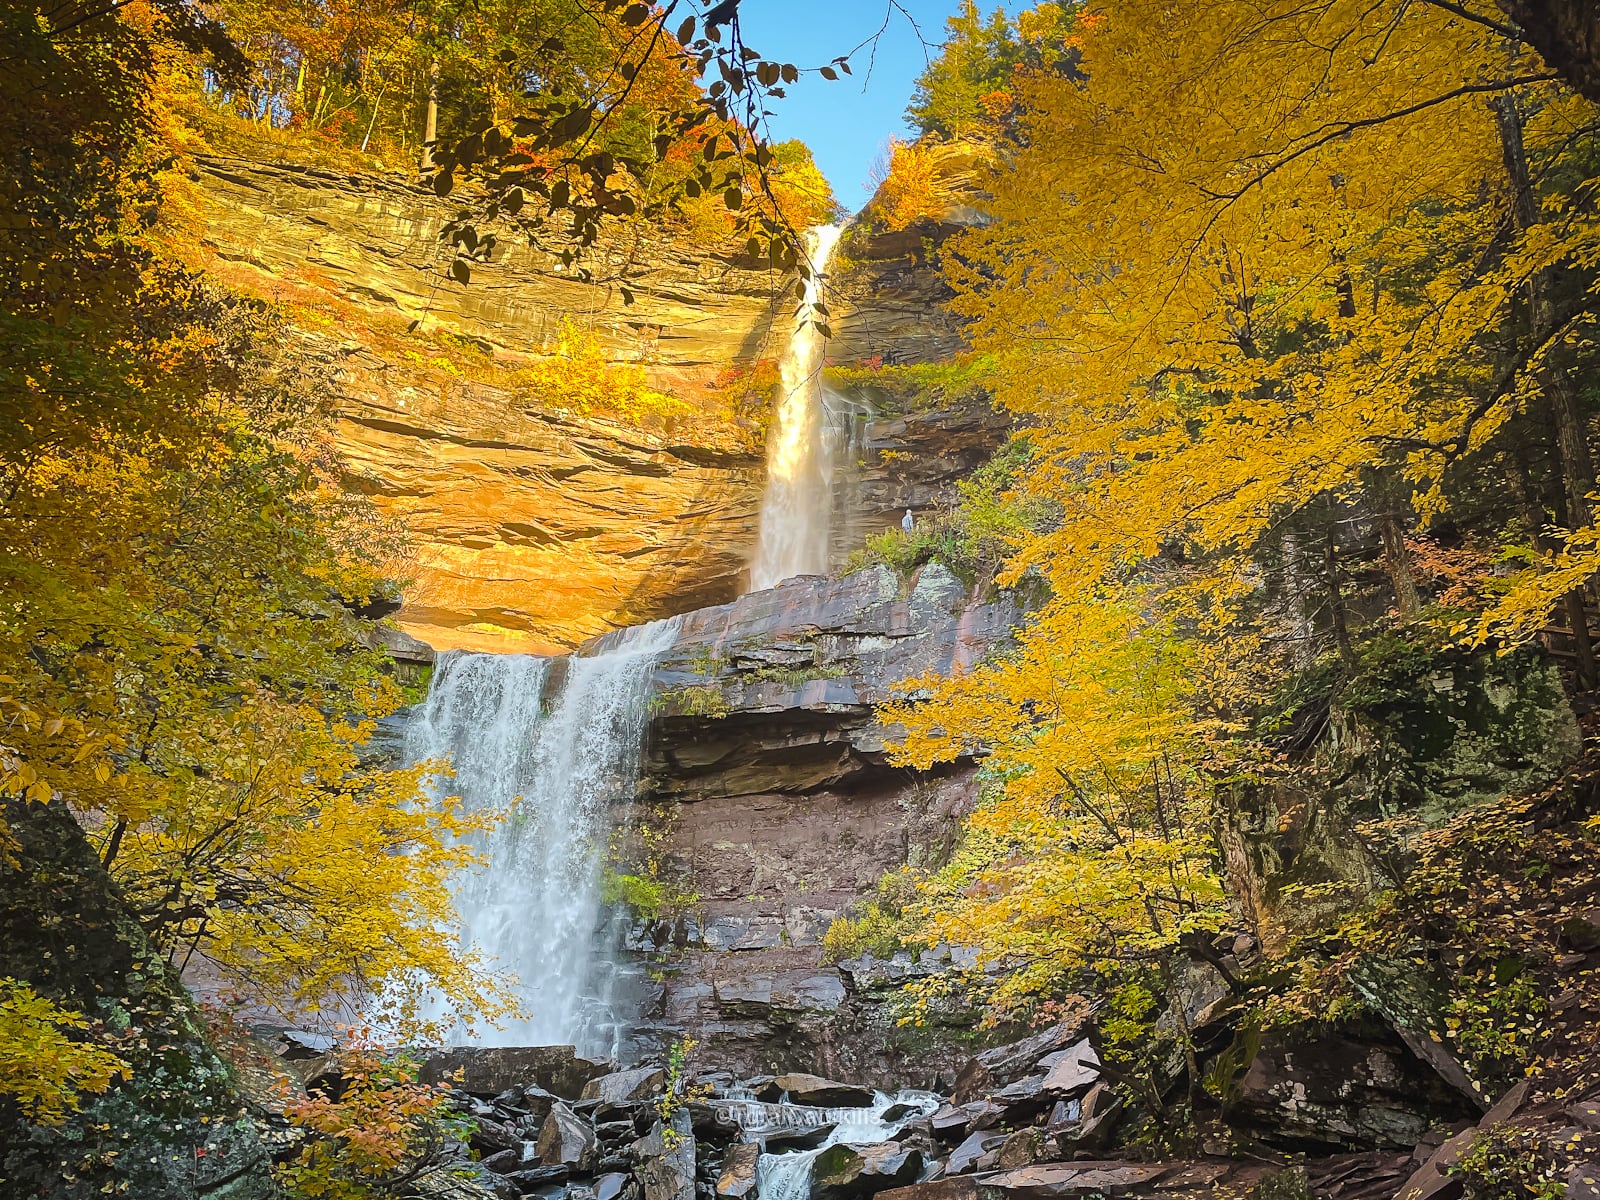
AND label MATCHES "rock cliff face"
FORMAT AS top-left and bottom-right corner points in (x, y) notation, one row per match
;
(613, 565), (1021, 1081)
(194, 155), (1000, 652)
